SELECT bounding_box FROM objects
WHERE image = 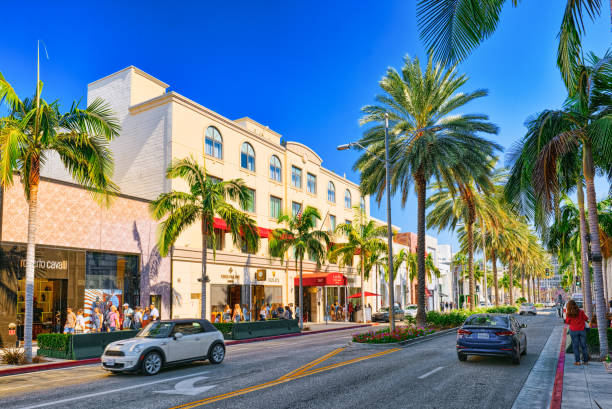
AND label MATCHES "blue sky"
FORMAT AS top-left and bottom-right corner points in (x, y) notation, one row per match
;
(1, 1), (610, 251)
